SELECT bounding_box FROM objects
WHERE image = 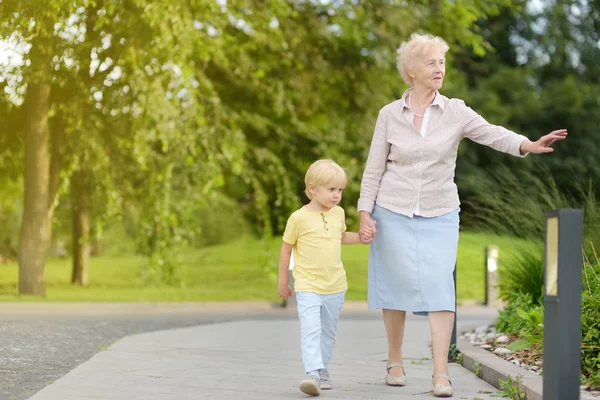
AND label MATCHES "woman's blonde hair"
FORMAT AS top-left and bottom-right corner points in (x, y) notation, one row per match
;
(304, 159), (347, 199)
(396, 33), (449, 86)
